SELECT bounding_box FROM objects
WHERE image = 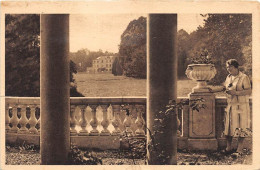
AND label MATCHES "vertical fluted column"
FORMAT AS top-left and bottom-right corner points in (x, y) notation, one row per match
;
(79, 105), (88, 136)
(40, 14), (70, 165)
(70, 105), (77, 135)
(111, 105), (122, 135)
(100, 105), (110, 136)
(18, 105), (29, 134)
(148, 14), (178, 165)
(5, 105), (10, 133)
(135, 105), (145, 136)
(28, 105), (38, 134)
(9, 105), (19, 133)
(89, 105), (99, 136)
